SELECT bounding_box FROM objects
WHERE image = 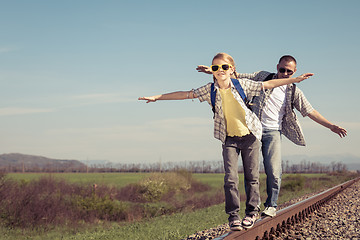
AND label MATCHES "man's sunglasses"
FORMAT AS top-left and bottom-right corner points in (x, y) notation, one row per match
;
(211, 64), (233, 72)
(278, 68), (294, 75)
